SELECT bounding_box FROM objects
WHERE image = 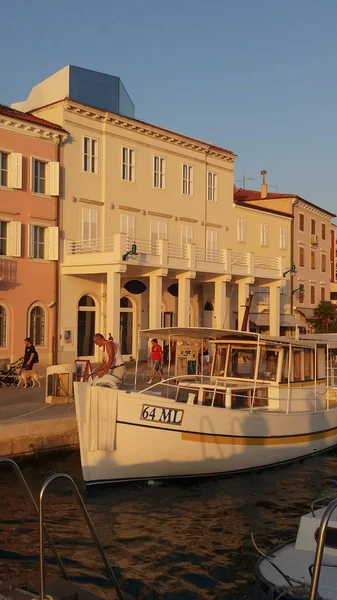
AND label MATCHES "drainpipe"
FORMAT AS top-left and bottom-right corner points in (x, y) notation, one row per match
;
(53, 136), (63, 365)
(290, 199), (297, 316)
